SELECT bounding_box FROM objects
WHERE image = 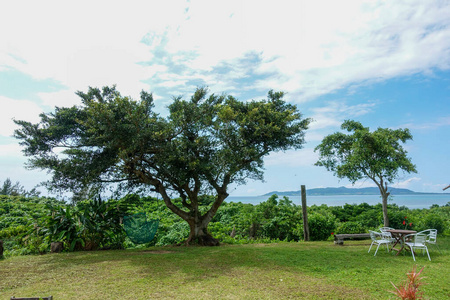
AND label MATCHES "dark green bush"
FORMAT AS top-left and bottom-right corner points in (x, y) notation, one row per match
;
(412, 213), (447, 233)
(157, 222), (189, 246)
(304, 212), (336, 241)
(257, 196), (302, 241)
(336, 221), (365, 234)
